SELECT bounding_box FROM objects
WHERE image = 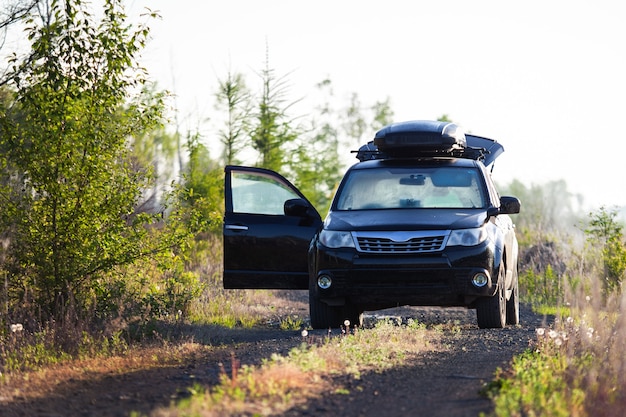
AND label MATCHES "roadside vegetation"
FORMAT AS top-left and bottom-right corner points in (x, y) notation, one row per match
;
(1, 1), (626, 417)
(151, 319), (436, 417)
(482, 205), (626, 417)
